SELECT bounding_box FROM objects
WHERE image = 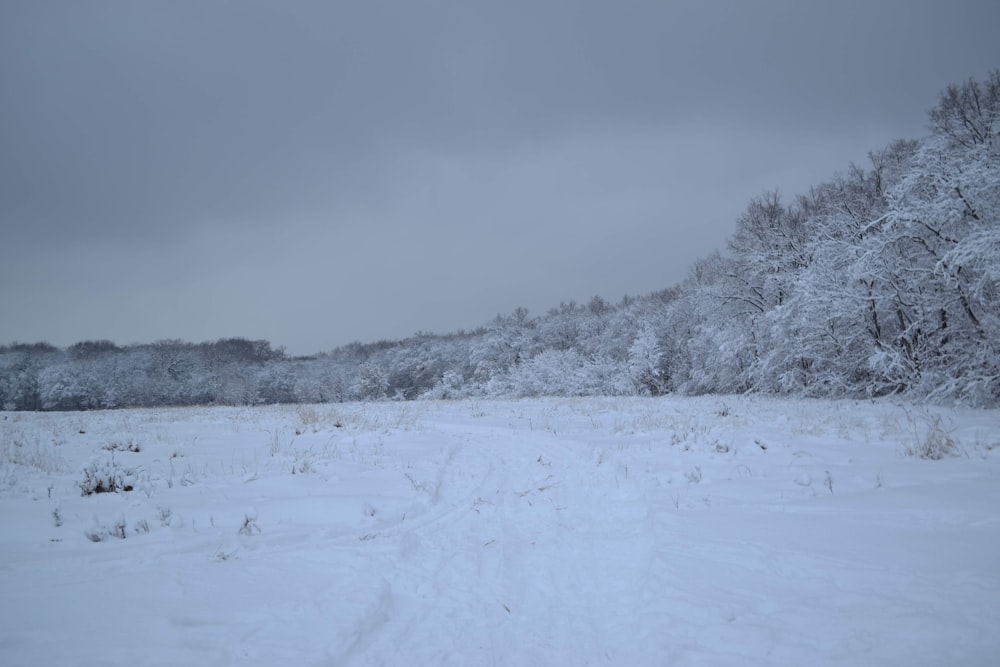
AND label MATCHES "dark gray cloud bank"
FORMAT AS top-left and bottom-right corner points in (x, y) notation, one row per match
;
(2, 0), (998, 355)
